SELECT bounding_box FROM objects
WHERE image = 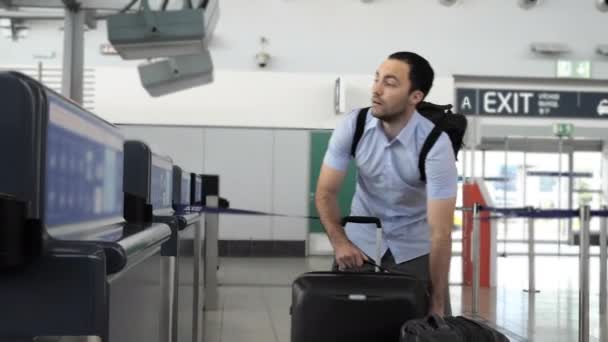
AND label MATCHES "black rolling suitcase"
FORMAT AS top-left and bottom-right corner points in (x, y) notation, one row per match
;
(400, 315), (510, 342)
(290, 216), (430, 342)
